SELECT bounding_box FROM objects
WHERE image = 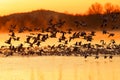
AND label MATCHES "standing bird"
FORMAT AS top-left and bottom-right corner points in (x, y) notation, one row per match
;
(109, 55), (113, 59)
(84, 53), (88, 59)
(95, 55), (99, 59)
(104, 55), (107, 59)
